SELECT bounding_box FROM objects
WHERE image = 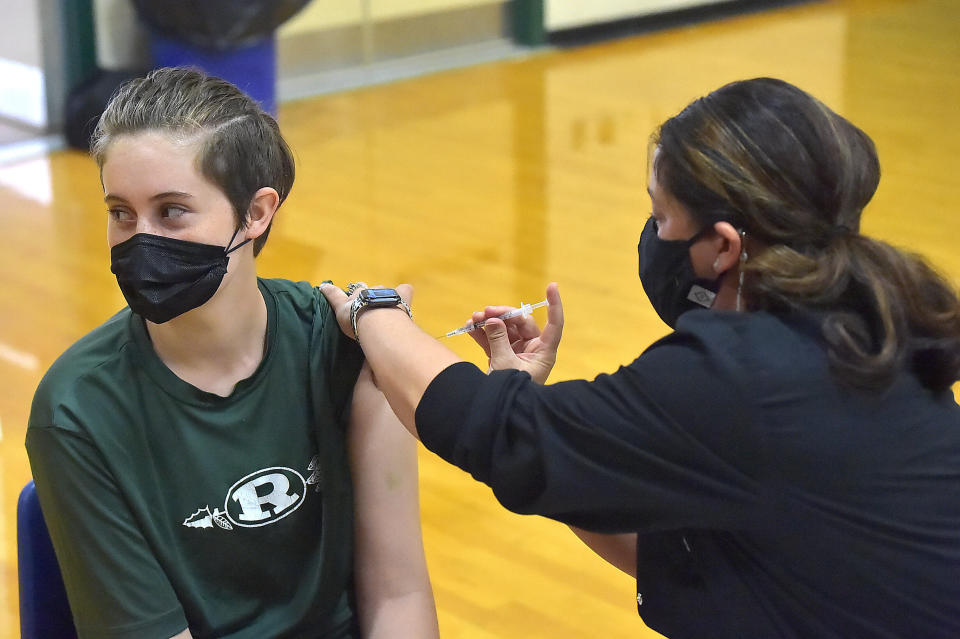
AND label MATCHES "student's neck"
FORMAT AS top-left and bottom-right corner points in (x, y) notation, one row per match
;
(145, 268), (267, 397)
